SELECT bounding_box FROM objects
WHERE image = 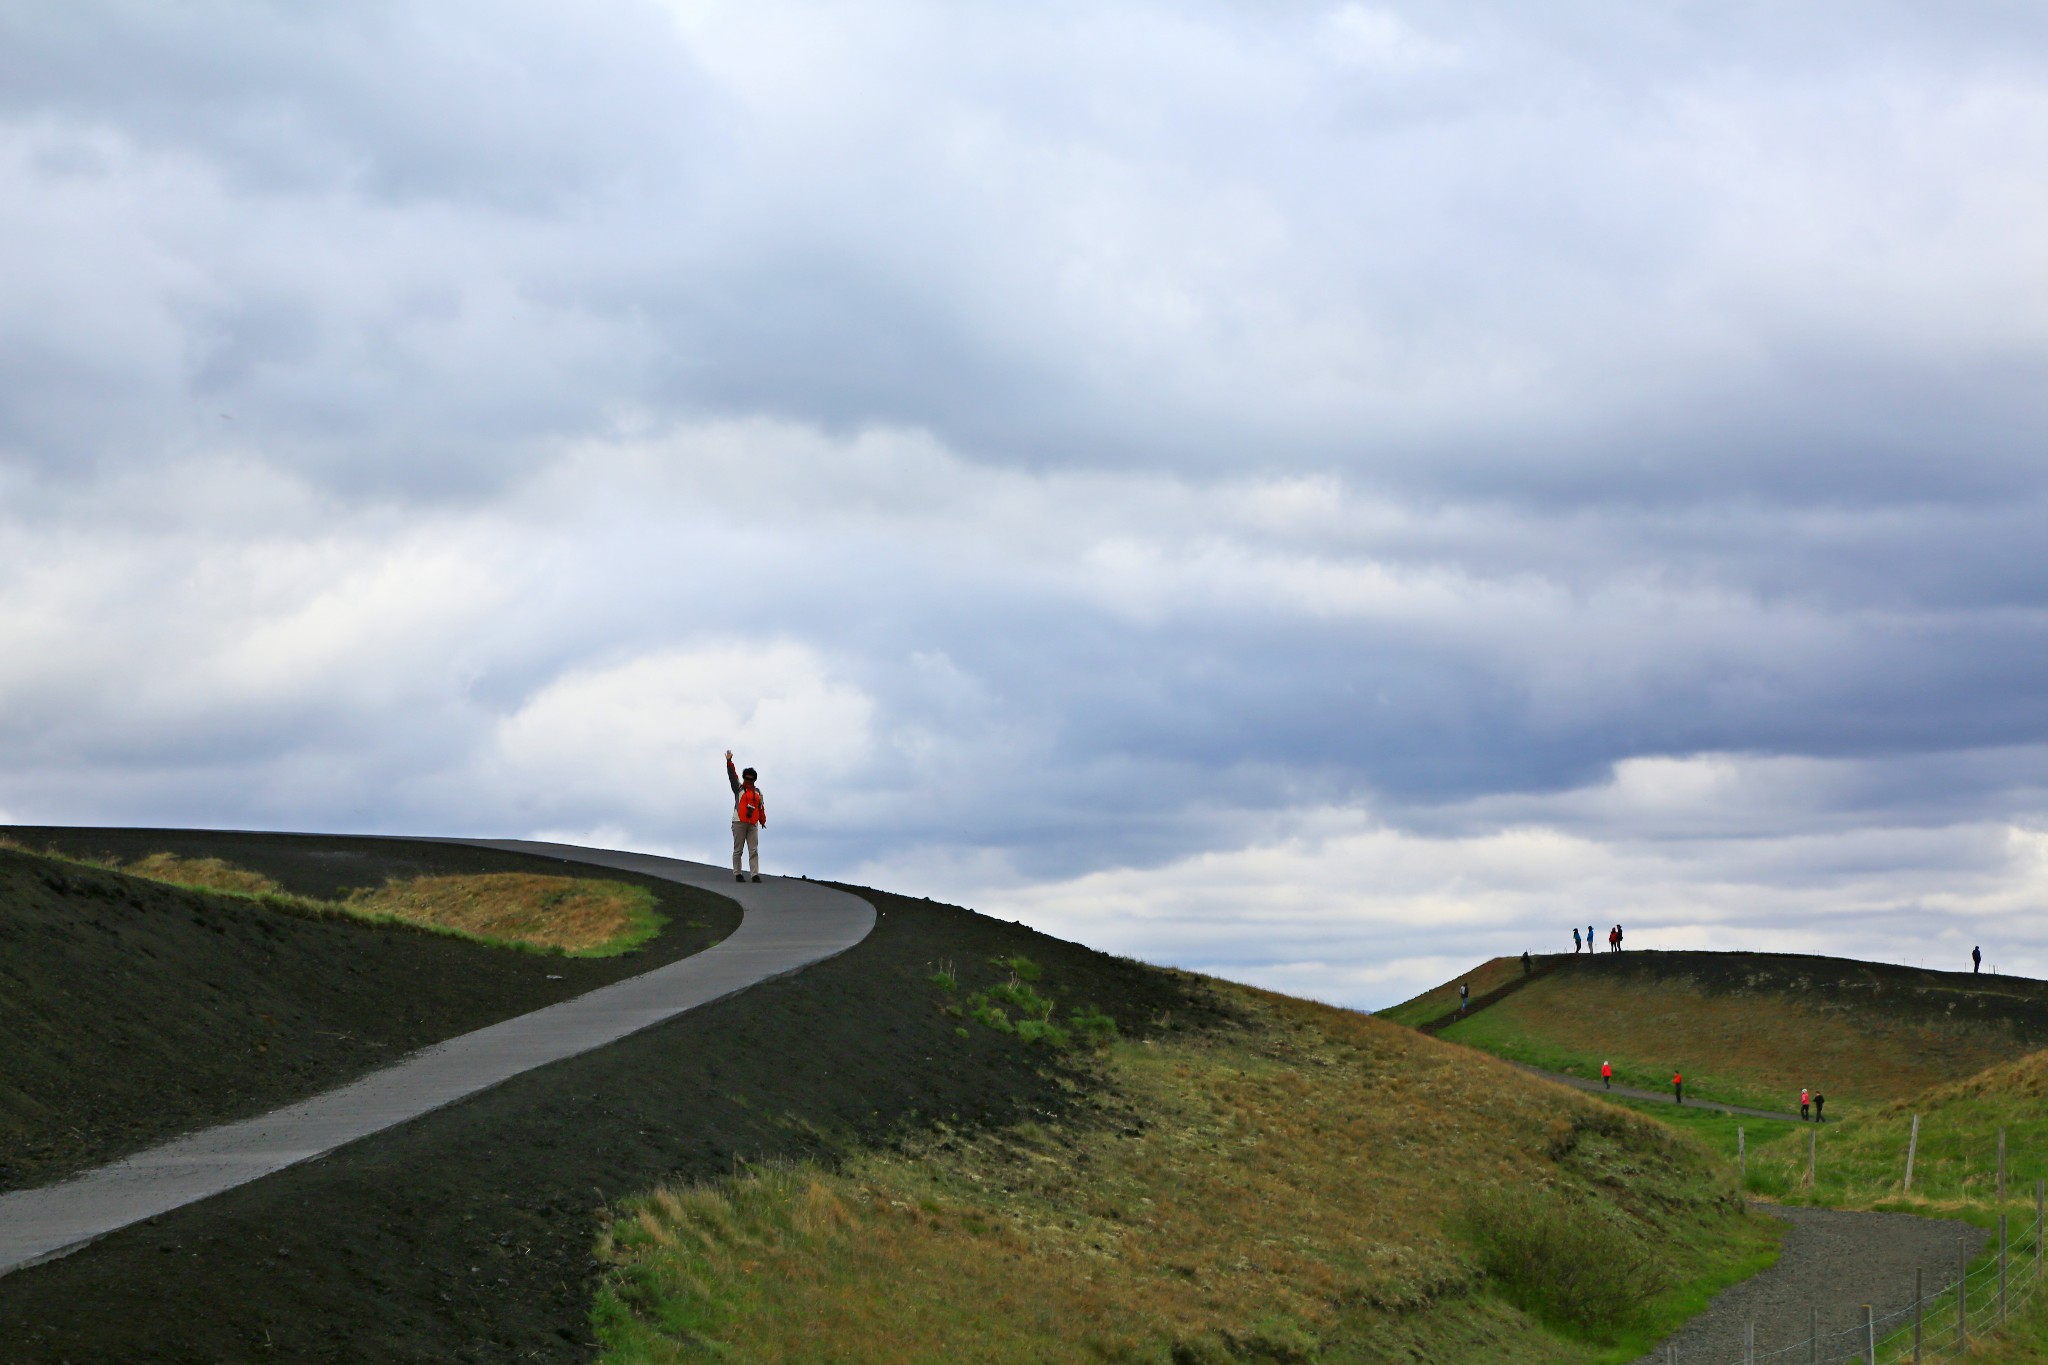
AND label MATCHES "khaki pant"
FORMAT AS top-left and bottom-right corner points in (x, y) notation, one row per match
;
(731, 820), (760, 875)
